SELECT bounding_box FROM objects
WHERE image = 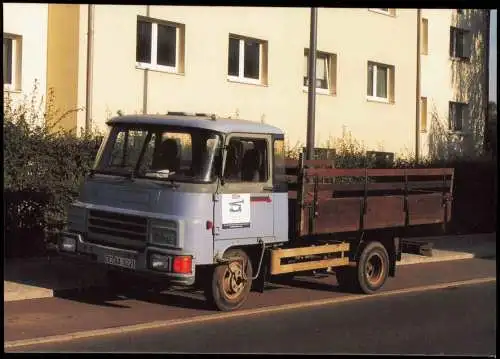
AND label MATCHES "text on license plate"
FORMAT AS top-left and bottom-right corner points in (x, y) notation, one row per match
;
(104, 255), (136, 269)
